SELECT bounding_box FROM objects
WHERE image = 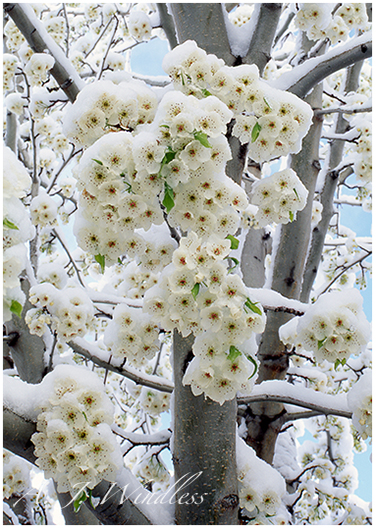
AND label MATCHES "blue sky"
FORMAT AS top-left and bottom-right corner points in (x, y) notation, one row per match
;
(131, 34), (371, 503)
